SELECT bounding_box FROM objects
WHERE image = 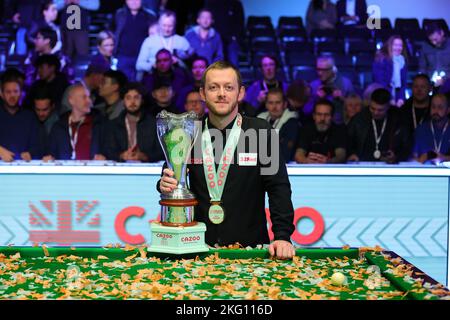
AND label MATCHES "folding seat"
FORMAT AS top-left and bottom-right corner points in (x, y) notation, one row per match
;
(278, 16), (304, 31)
(292, 66), (317, 82)
(310, 29), (338, 42)
(348, 41), (377, 55)
(395, 18), (421, 33)
(284, 50), (316, 68)
(317, 41), (345, 55)
(247, 16), (274, 31)
(423, 18), (449, 35)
